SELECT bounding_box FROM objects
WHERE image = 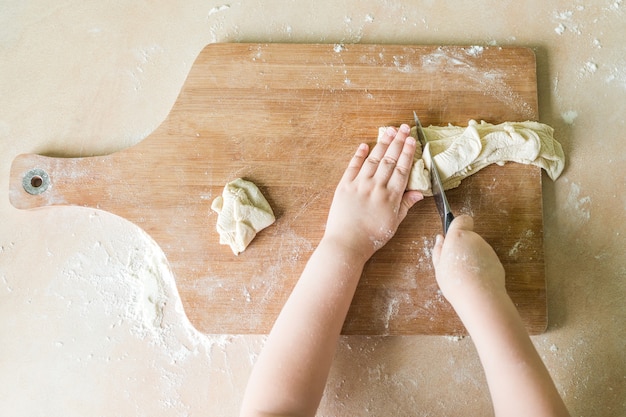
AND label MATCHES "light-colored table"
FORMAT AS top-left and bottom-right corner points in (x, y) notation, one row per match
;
(1, 2), (624, 415)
